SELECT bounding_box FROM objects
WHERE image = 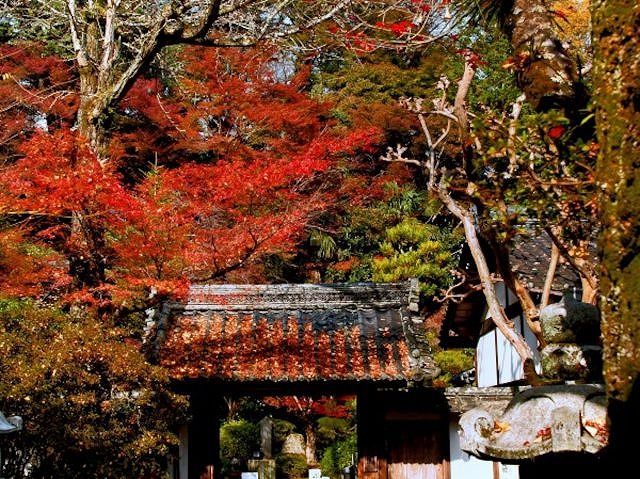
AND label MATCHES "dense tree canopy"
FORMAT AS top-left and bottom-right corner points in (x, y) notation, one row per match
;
(0, 43), (381, 314)
(0, 297), (188, 479)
